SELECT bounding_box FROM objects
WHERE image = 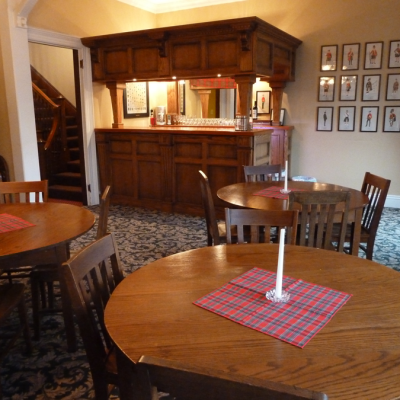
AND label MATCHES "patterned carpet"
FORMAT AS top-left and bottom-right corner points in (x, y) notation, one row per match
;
(1, 205), (399, 399)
